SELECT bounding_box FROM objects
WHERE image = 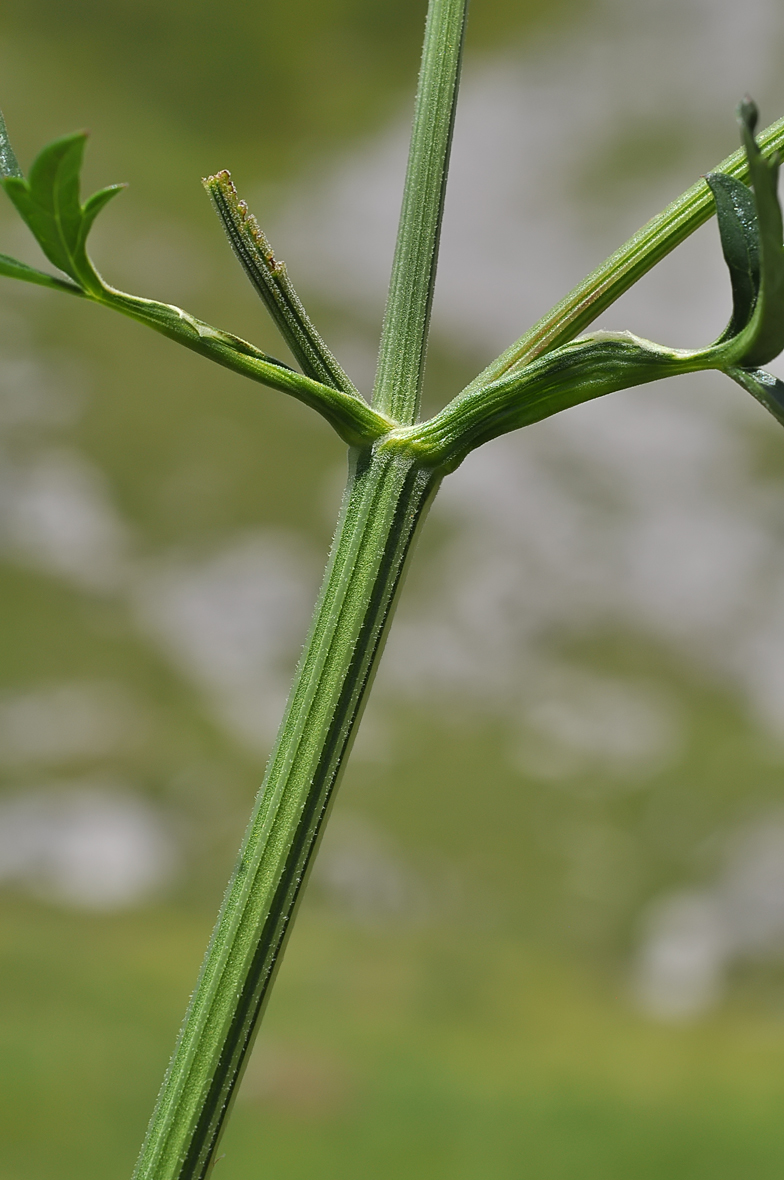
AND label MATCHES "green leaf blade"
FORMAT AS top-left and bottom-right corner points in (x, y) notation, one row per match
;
(1, 175), (71, 278)
(735, 99), (784, 367)
(727, 365), (784, 428)
(705, 171), (759, 340)
(31, 132), (85, 245)
(24, 132), (88, 280)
